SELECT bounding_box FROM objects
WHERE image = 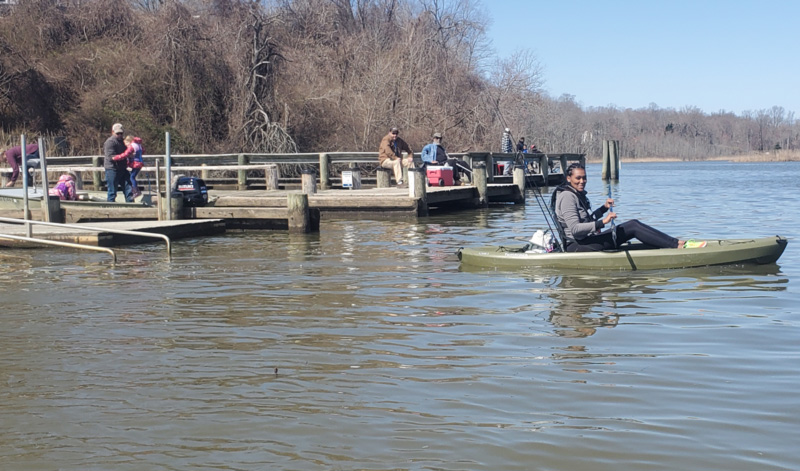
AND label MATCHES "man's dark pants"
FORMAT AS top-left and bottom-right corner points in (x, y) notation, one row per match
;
(106, 167), (134, 202)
